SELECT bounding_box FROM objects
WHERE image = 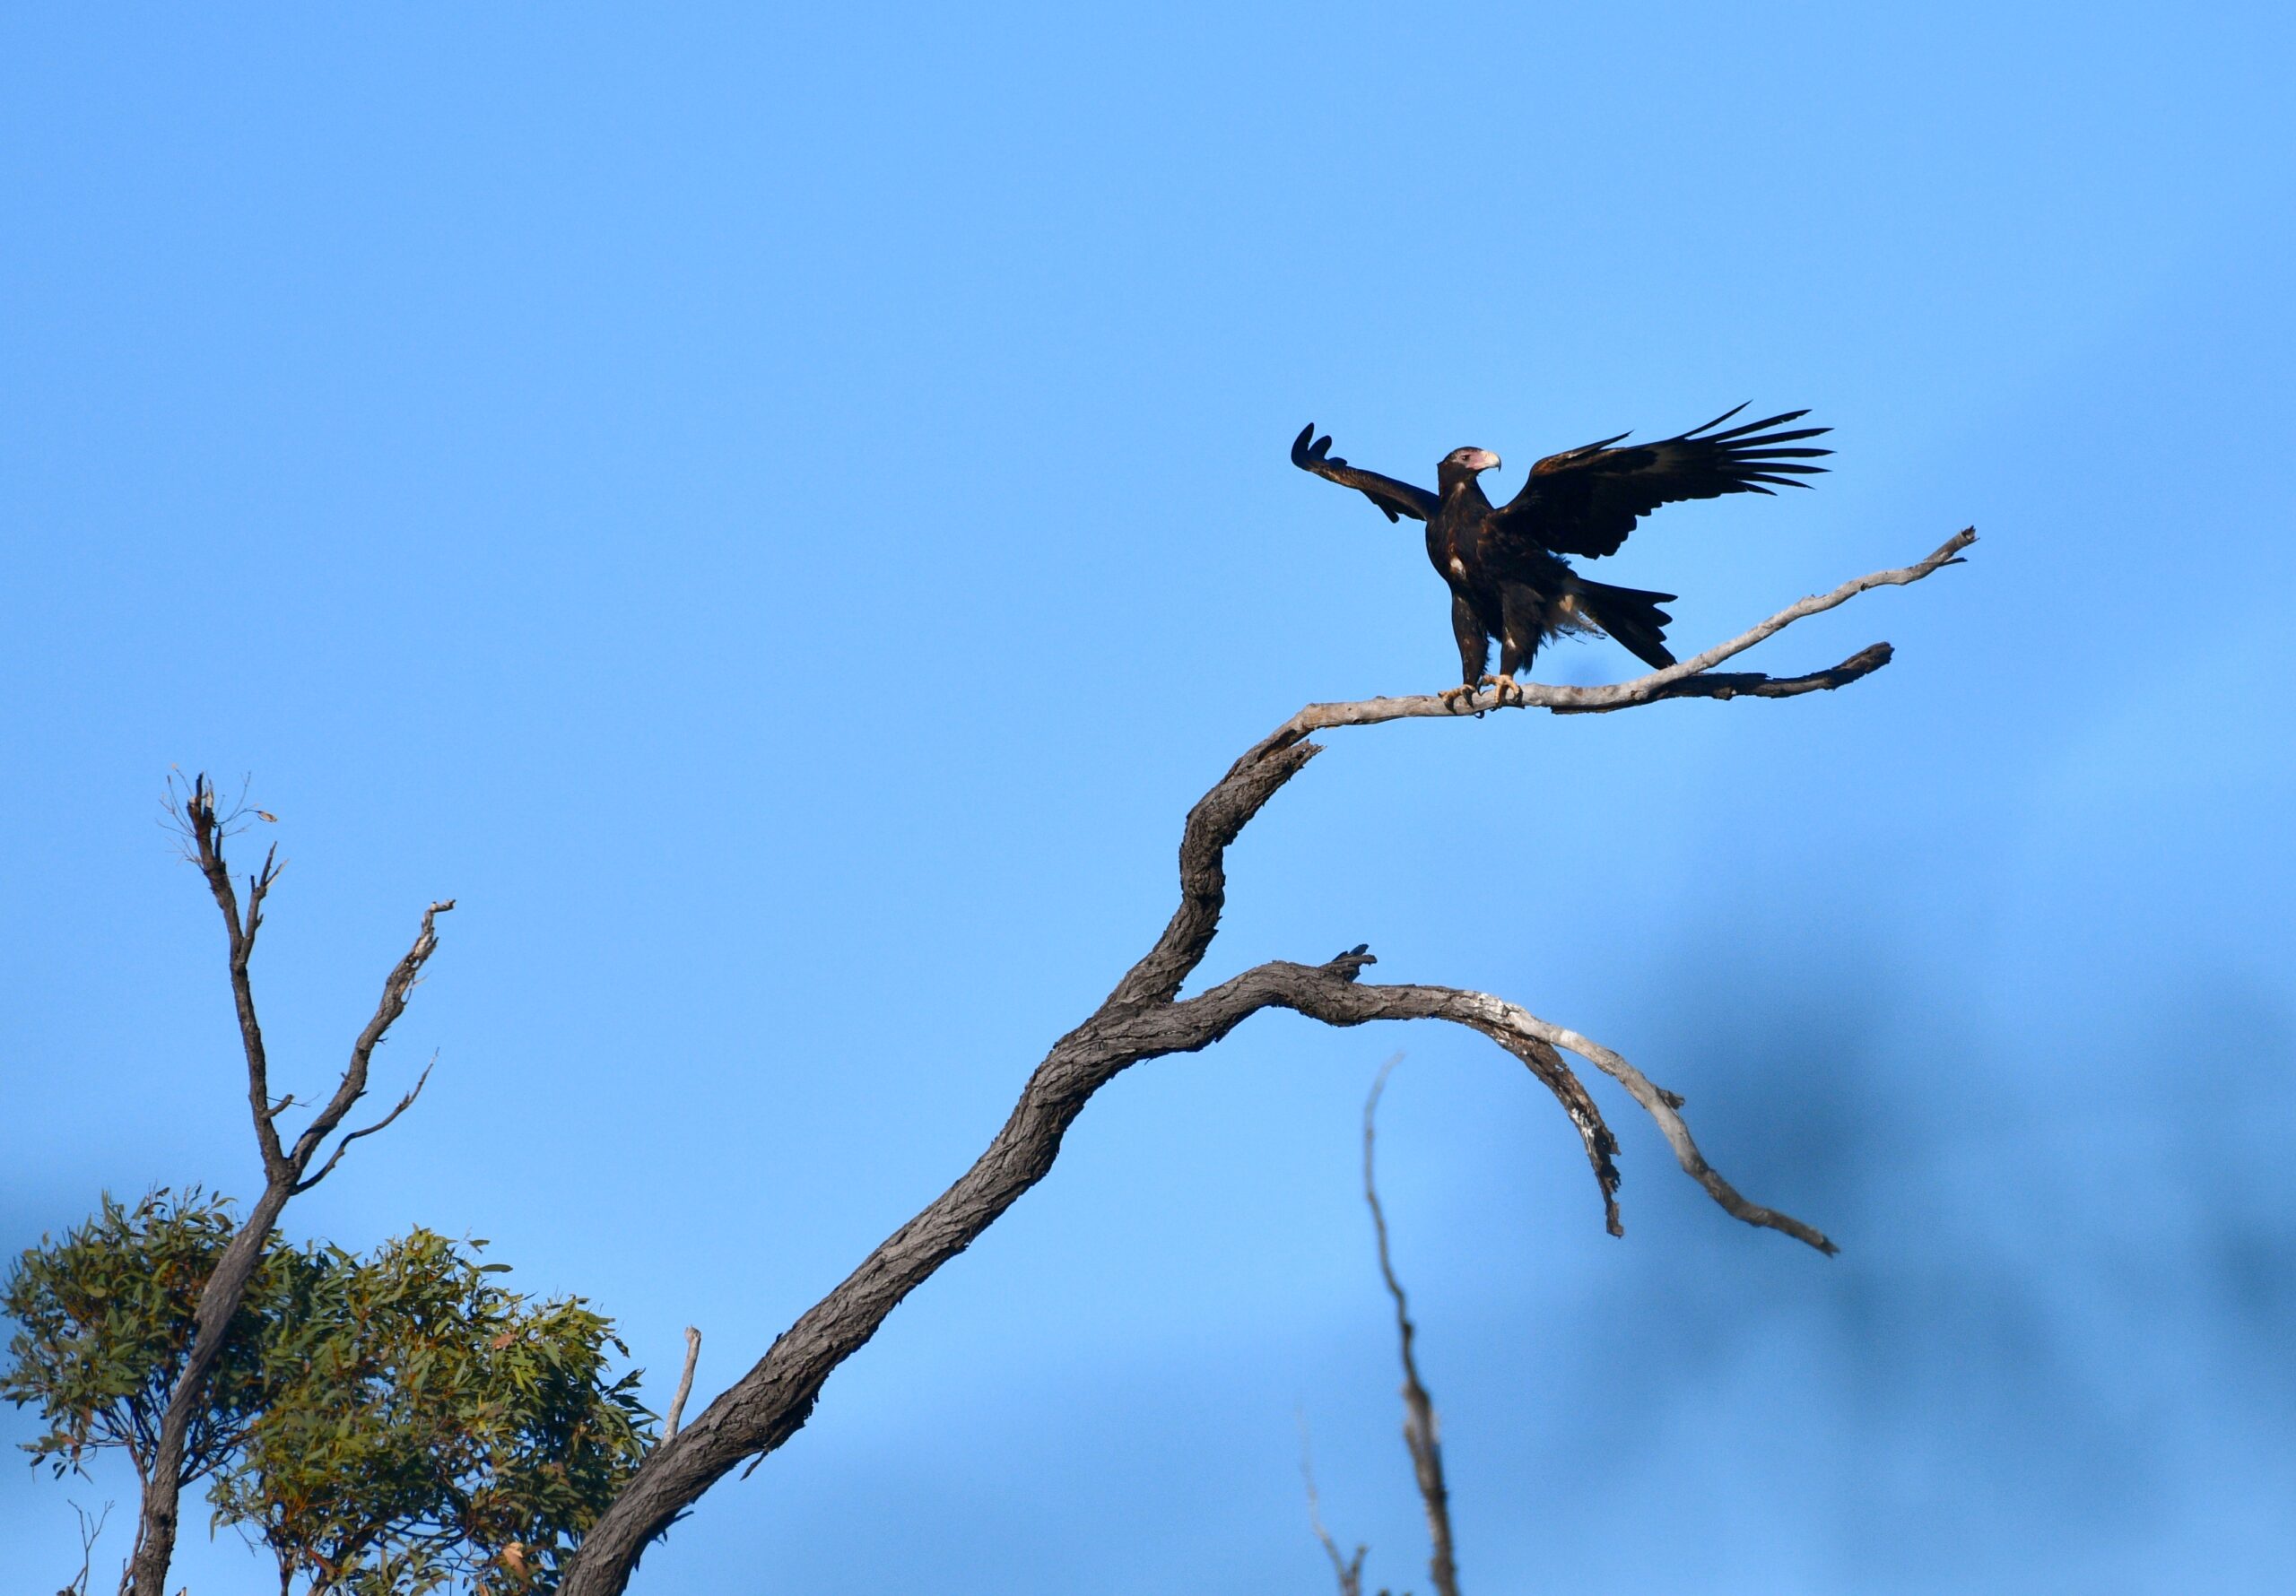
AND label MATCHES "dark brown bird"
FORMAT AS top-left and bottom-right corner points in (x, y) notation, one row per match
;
(1291, 406), (1831, 704)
